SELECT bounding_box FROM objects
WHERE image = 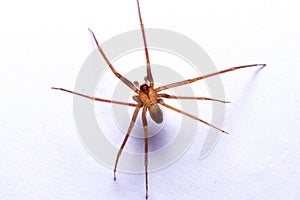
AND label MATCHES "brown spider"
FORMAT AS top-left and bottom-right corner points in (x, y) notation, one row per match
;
(52, 0), (266, 199)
